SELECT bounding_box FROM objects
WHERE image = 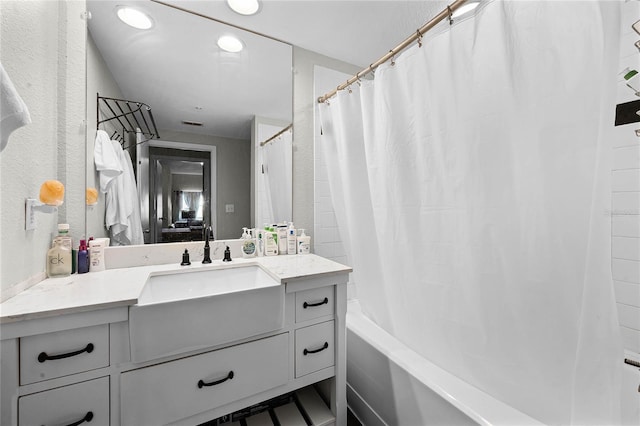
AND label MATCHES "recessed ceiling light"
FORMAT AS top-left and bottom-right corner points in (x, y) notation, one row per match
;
(227, 0), (261, 16)
(451, 1), (480, 19)
(217, 35), (244, 53)
(117, 6), (153, 30)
